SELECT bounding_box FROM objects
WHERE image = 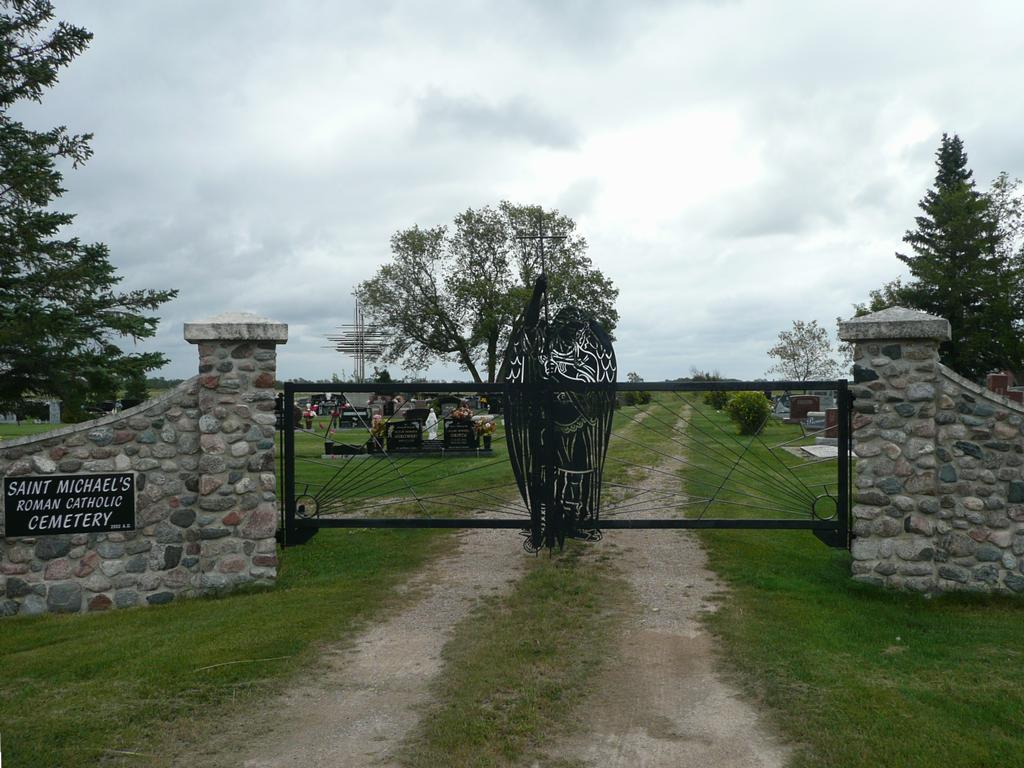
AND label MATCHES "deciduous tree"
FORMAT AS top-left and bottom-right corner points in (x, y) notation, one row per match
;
(355, 202), (618, 383)
(0, 0), (177, 417)
(766, 320), (844, 381)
